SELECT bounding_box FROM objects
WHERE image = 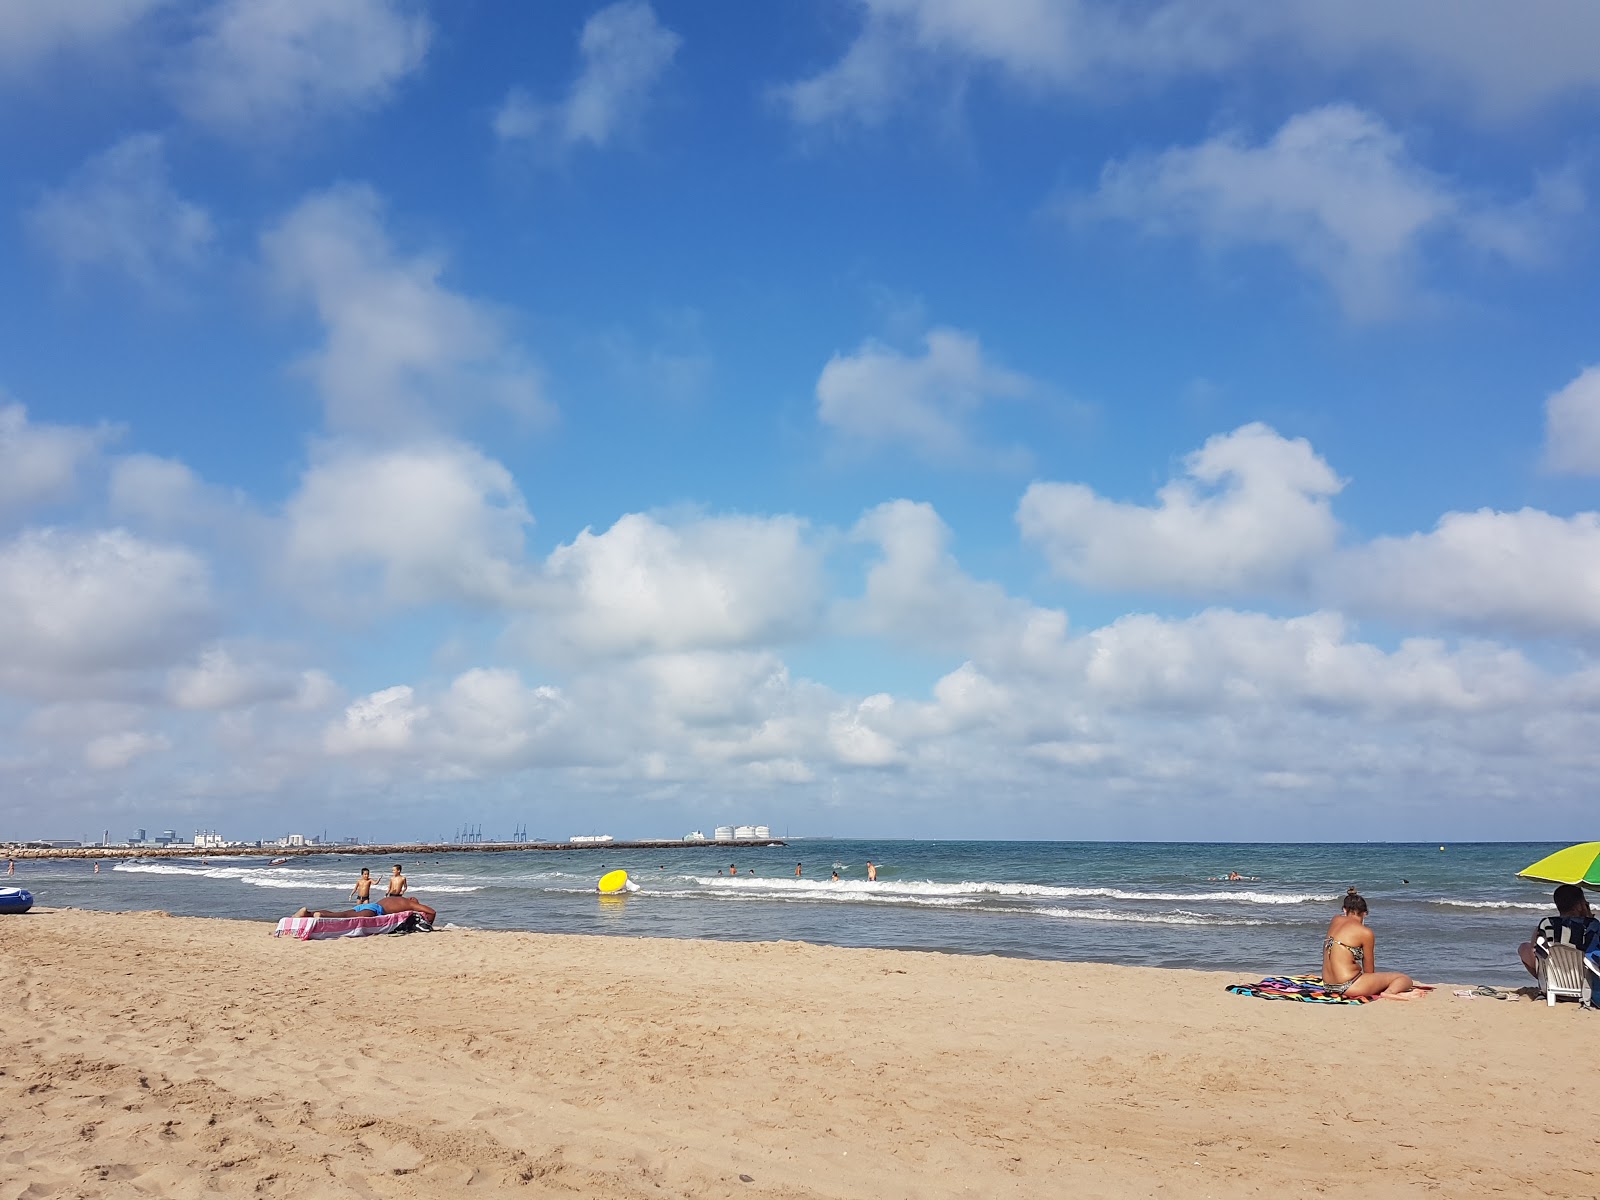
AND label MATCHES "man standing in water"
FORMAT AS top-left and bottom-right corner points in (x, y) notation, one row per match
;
(866, 861), (877, 881)
(387, 864), (408, 896)
(795, 863), (803, 878)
